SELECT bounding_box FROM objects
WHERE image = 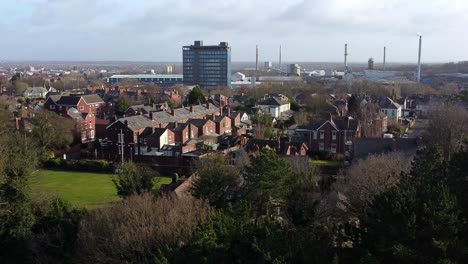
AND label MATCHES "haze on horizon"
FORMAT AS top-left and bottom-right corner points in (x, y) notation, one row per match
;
(1, 0), (468, 63)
